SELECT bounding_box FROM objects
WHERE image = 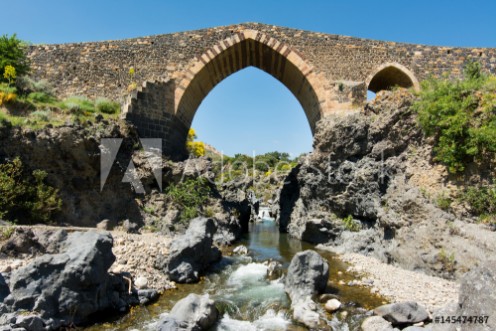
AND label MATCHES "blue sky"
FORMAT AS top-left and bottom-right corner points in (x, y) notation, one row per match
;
(2, 0), (495, 156)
